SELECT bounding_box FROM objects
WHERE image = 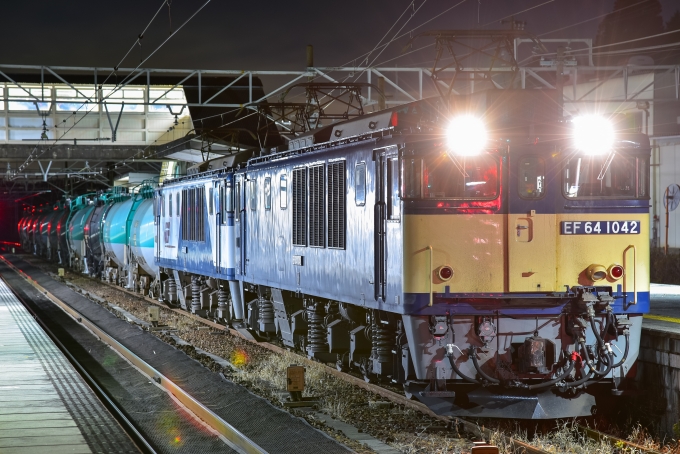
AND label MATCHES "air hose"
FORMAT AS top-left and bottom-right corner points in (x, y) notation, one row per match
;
(445, 348), (481, 384)
(469, 347), (501, 384)
(526, 348), (578, 390)
(611, 332), (630, 368)
(561, 341), (600, 389)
